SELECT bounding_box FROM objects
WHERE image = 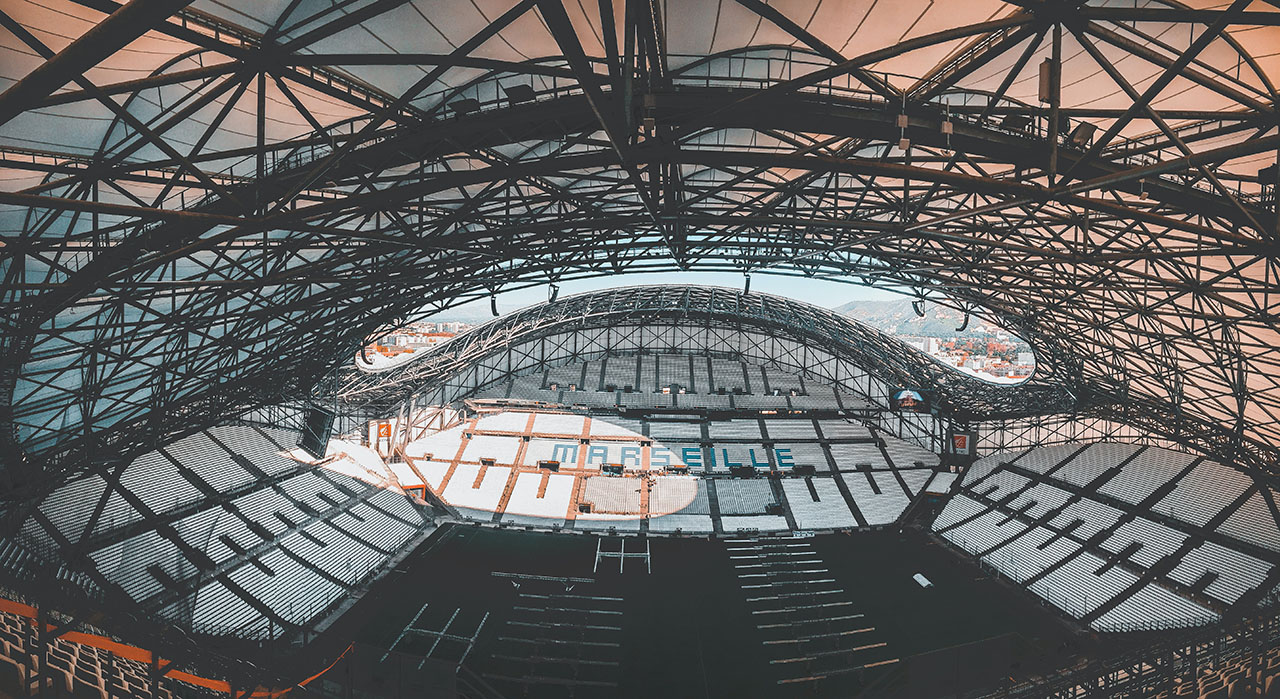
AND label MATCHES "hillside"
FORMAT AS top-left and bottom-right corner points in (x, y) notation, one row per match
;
(834, 298), (1002, 339)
